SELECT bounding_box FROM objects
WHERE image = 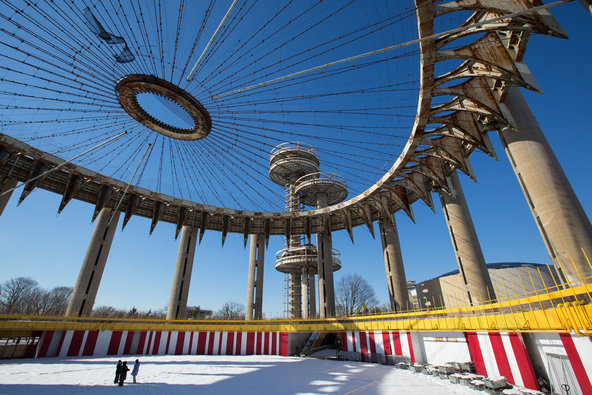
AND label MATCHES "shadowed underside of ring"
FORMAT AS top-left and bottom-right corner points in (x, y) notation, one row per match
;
(115, 74), (212, 141)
